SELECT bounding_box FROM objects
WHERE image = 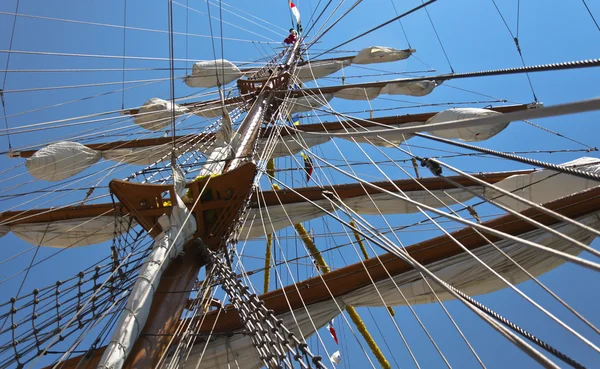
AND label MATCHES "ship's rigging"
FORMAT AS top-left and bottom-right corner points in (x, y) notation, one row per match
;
(0, 1), (599, 368)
